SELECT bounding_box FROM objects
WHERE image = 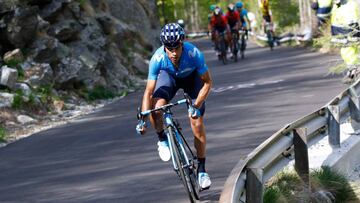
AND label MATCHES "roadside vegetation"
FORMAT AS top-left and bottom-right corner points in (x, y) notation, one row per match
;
(264, 166), (358, 203)
(0, 124), (6, 142)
